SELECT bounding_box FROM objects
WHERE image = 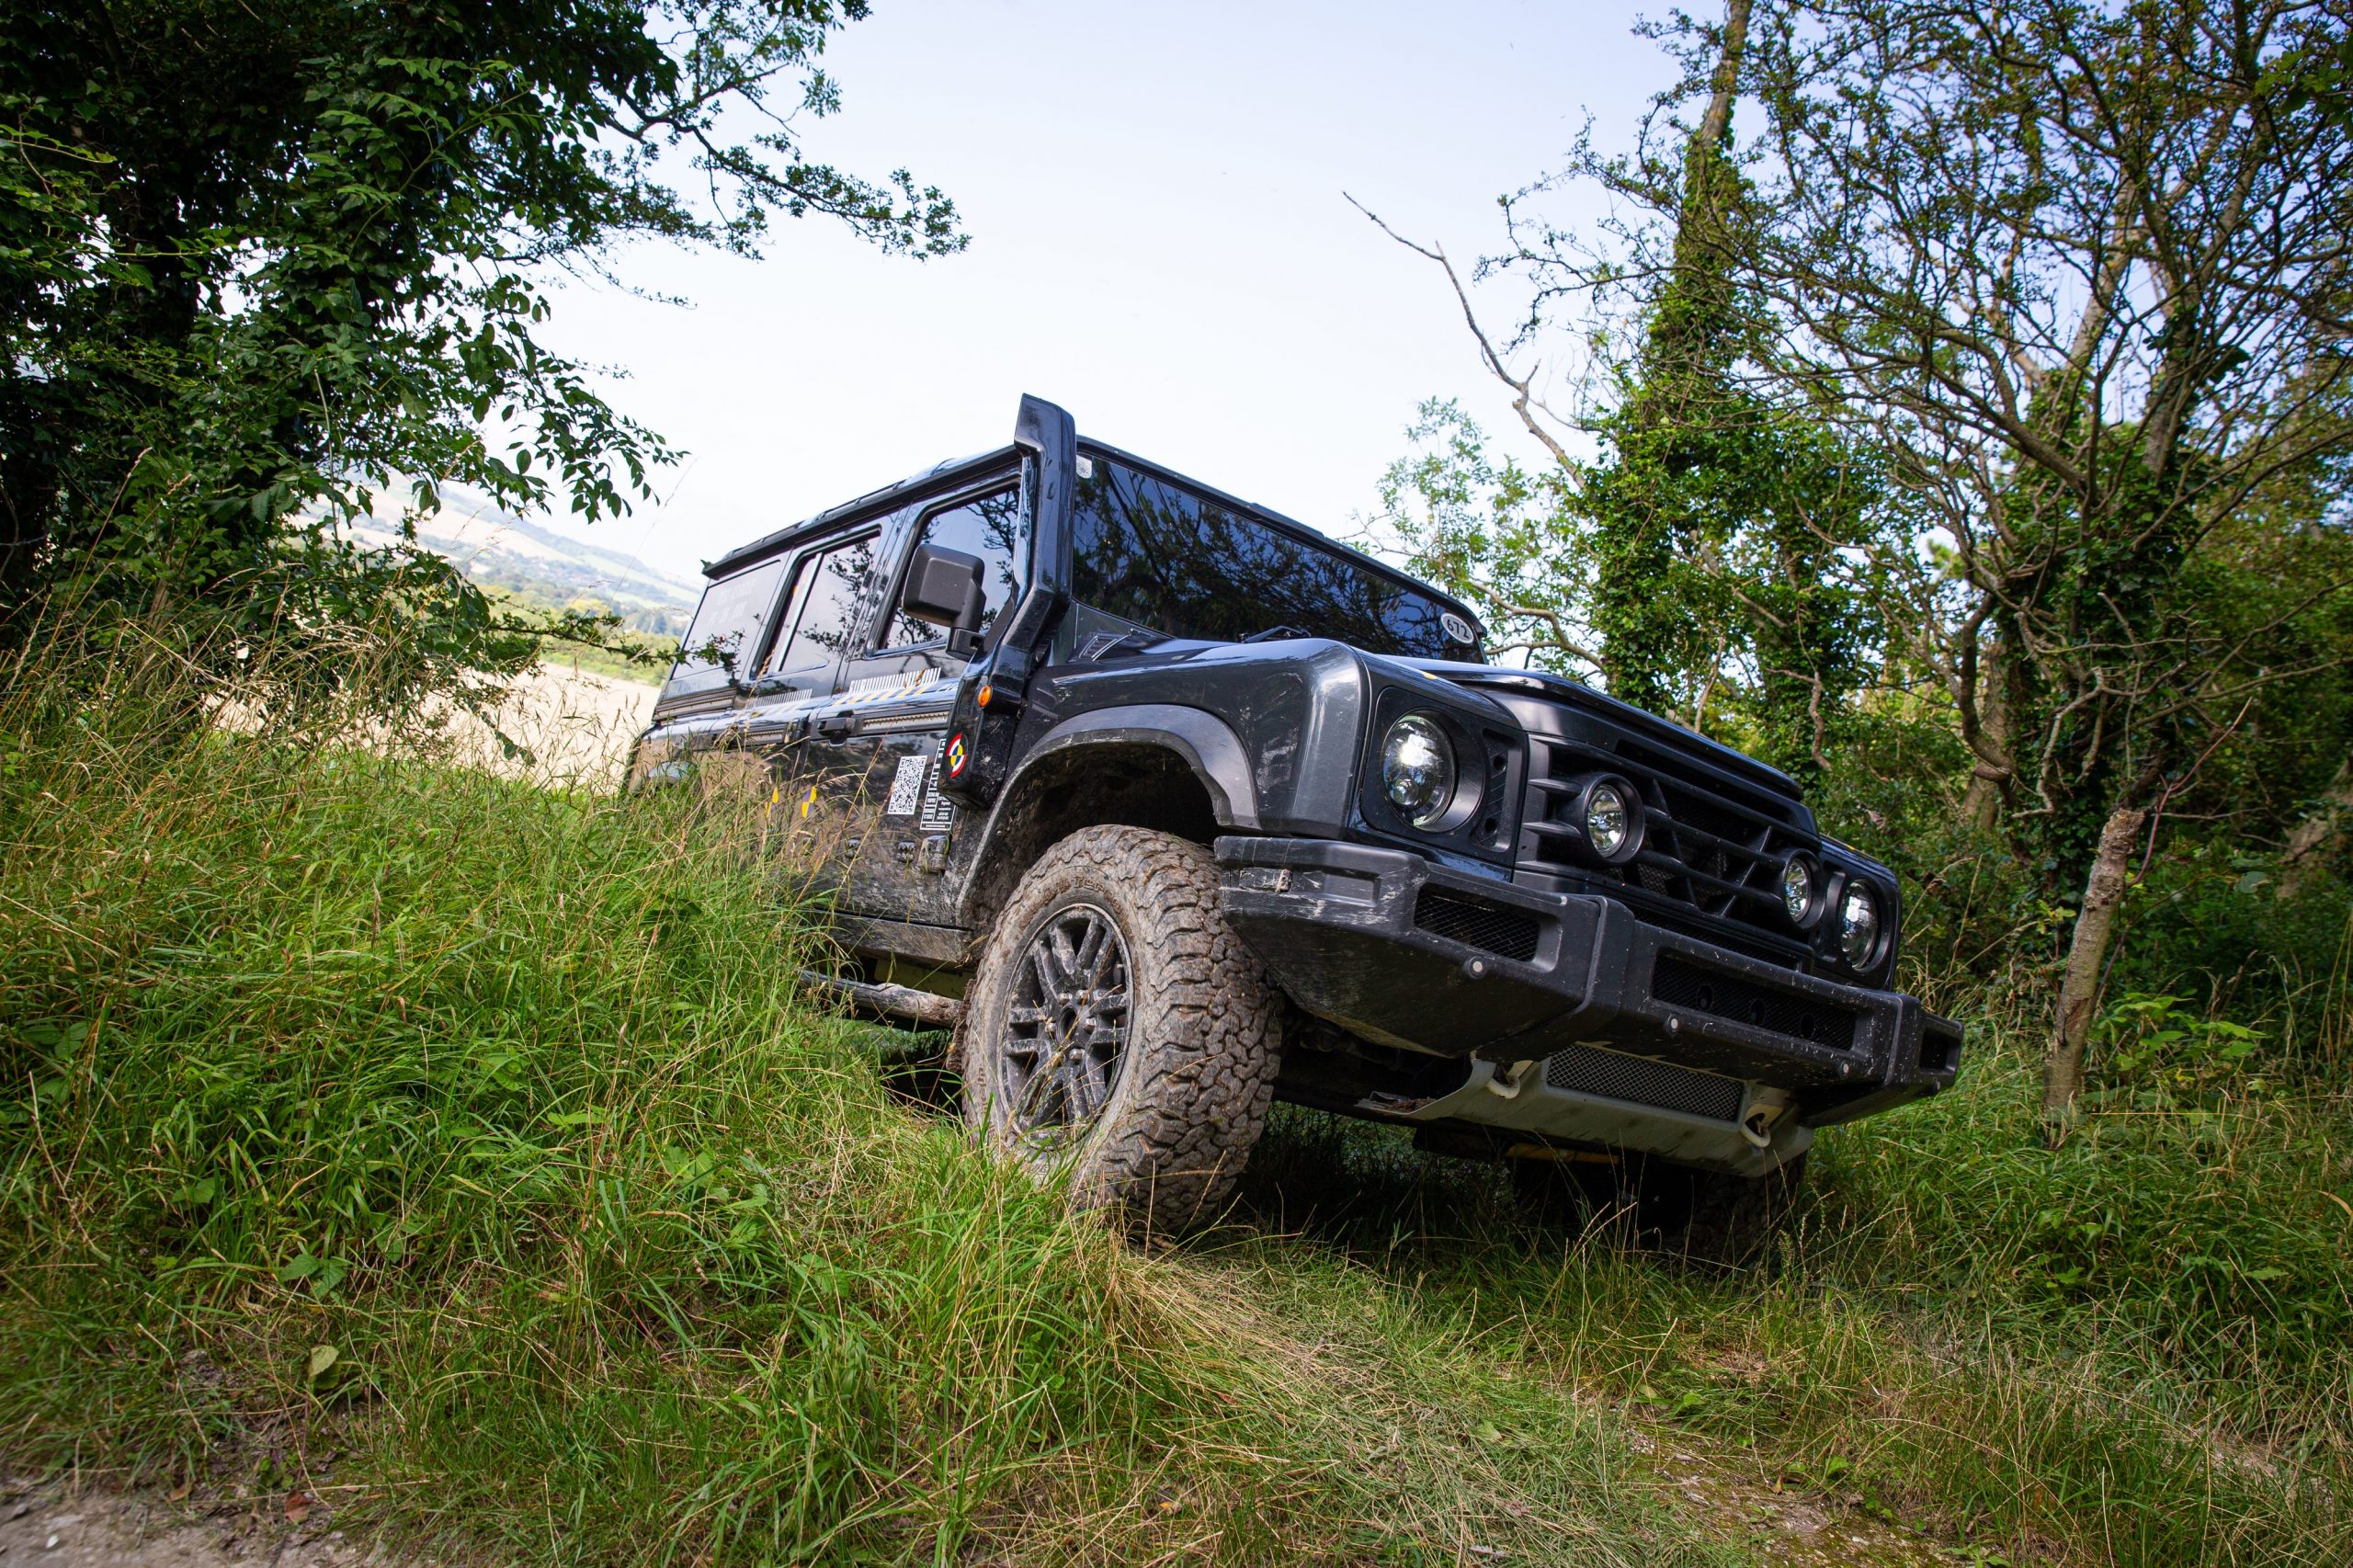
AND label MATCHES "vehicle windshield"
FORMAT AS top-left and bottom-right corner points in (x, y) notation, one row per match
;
(1071, 455), (1481, 660)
